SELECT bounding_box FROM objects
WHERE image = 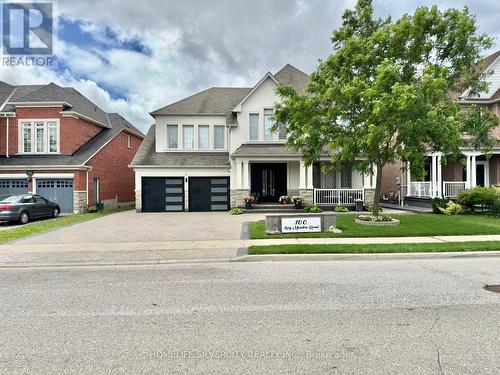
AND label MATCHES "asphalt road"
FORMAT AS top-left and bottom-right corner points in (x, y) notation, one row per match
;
(1, 258), (500, 374)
